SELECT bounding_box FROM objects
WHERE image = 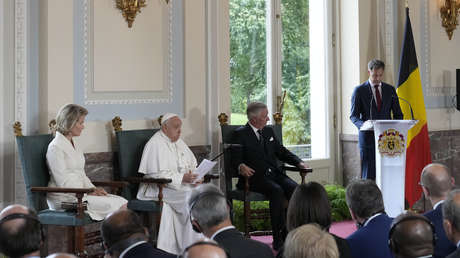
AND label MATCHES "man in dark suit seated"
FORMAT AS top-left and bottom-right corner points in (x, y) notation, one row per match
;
(0, 204), (43, 258)
(389, 212), (435, 258)
(101, 210), (175, 258)
(421, 163), (457, 257)
(443, 189), (460, 258)
(231, 102), (309, 250)
(350, 59), (403, 180)
(345, 180), (394, 258)
(188, 184), (274, 258)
